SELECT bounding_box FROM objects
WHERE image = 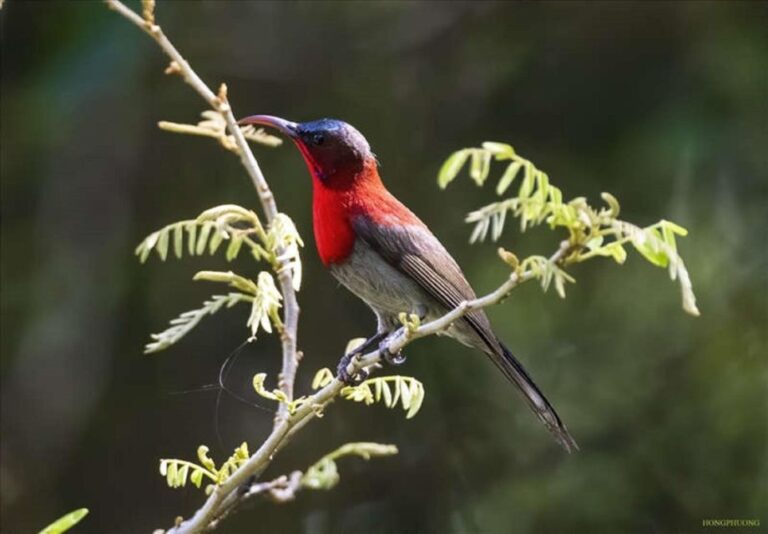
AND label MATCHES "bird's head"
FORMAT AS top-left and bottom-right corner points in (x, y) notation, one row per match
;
(238, 115), (375, 189)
